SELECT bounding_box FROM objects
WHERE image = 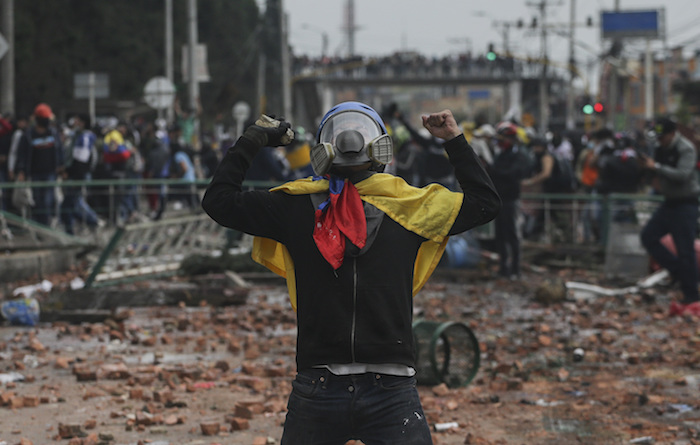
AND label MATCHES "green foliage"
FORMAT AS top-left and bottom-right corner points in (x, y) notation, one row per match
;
(13, 0), (260, 122)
